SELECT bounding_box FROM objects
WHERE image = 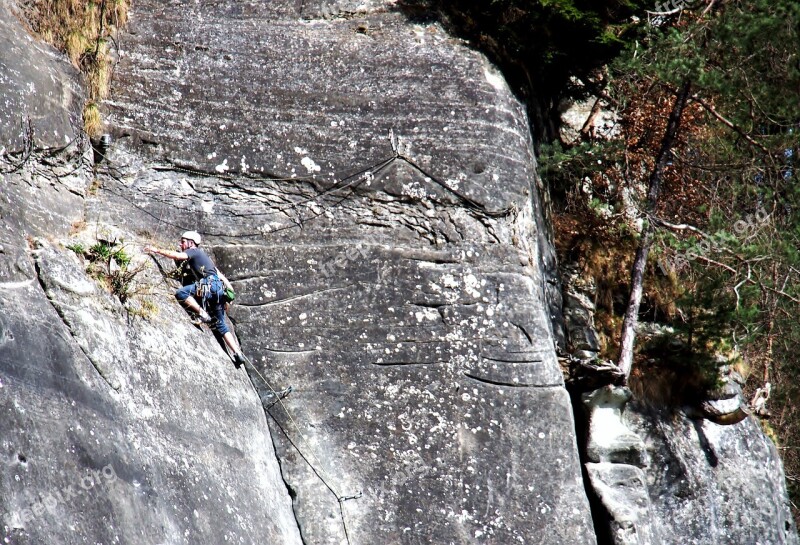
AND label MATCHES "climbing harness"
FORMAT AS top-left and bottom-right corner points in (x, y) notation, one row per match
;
(196, 274), (226, 305)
